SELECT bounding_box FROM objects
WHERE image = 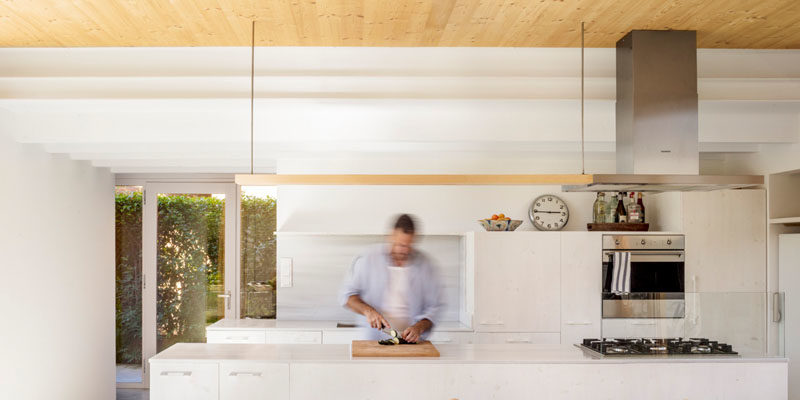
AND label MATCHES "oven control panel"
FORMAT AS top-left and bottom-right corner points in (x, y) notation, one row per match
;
(602, 235), (685, 250)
